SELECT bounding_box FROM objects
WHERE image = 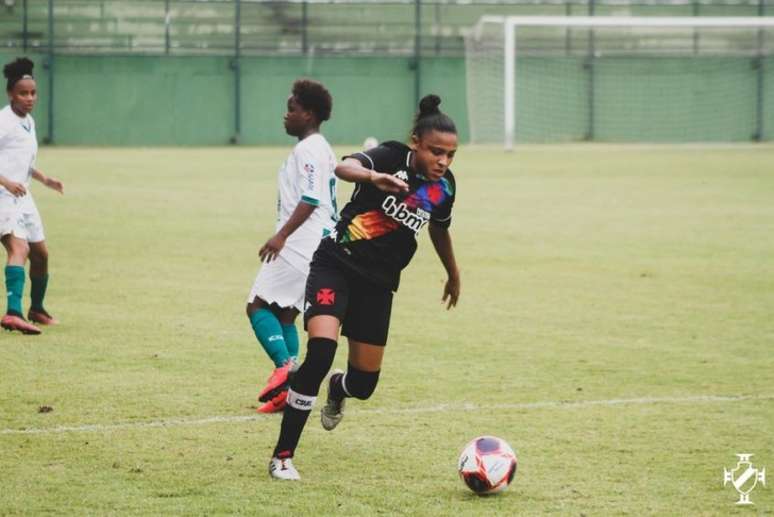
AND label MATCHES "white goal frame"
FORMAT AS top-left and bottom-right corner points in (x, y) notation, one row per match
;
(470, 16), (774, 149)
